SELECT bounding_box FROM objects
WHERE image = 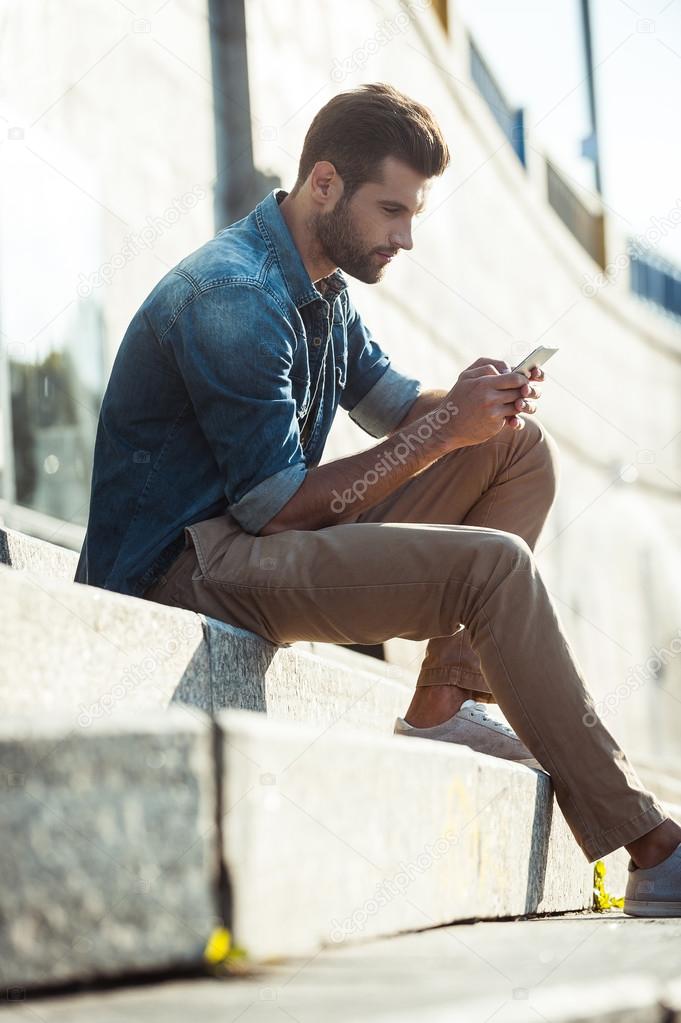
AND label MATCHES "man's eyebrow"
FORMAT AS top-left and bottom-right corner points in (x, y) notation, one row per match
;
(378, 199), (427, 214)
